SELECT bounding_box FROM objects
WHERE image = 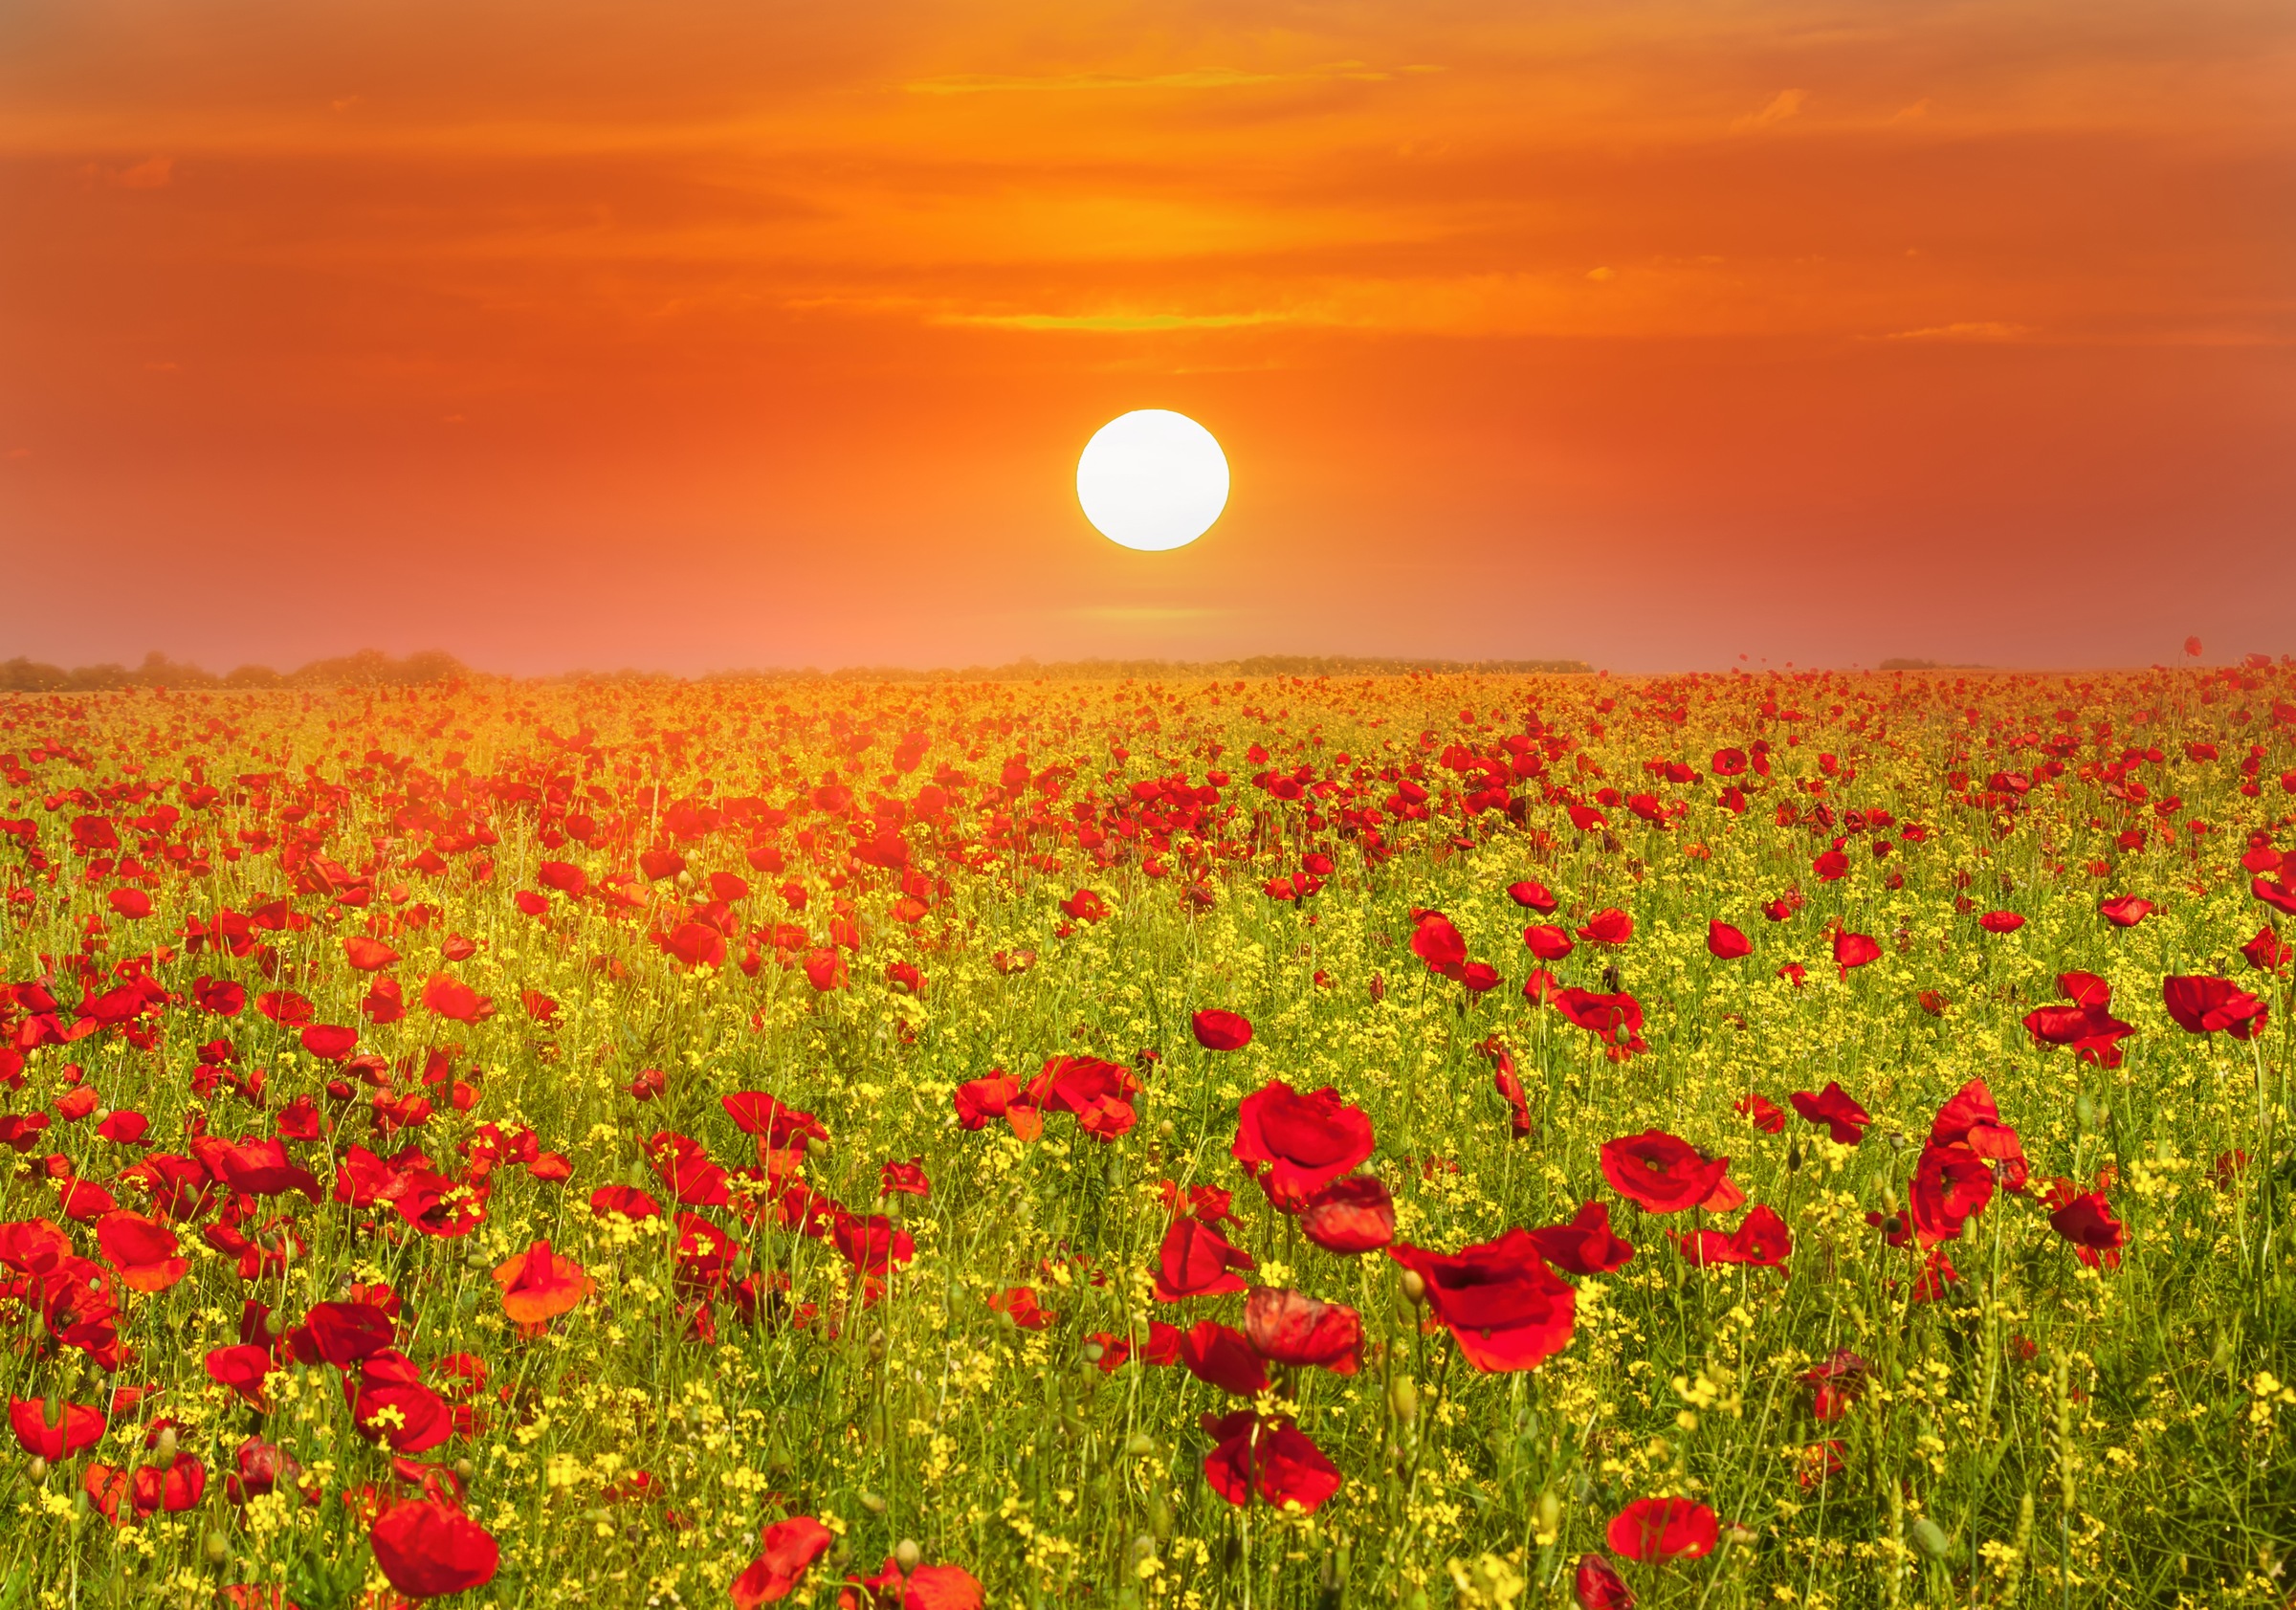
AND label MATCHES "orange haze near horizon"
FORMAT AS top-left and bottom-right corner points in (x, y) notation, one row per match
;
(2, 0), (2292, 675)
